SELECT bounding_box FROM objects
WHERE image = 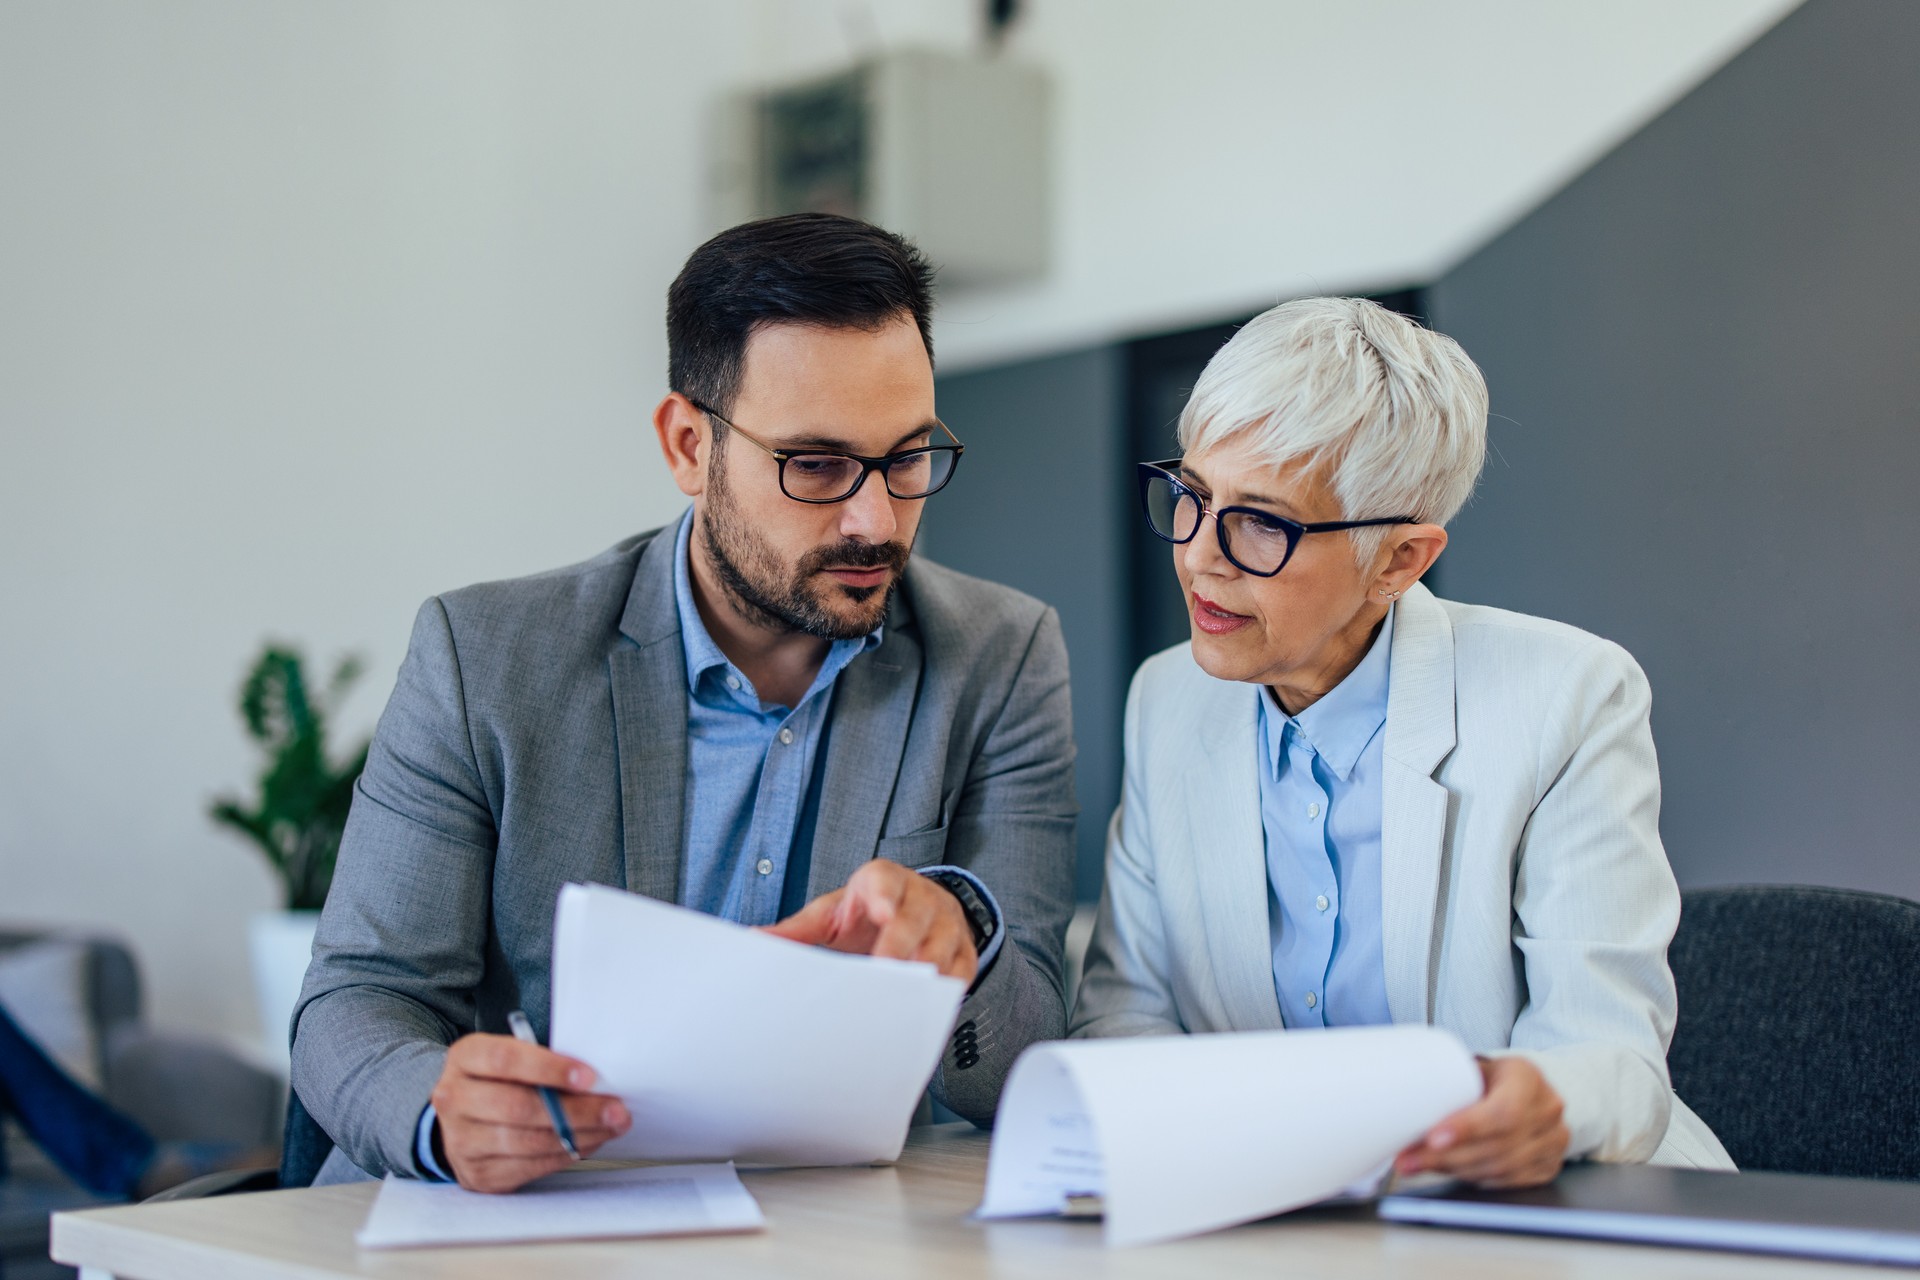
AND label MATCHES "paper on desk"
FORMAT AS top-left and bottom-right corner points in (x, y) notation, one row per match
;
(355, 1163), (764, 1249)
(977, 1025), (1482, 1246)
(550, 882), (965, 1166)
